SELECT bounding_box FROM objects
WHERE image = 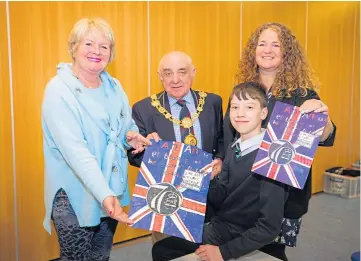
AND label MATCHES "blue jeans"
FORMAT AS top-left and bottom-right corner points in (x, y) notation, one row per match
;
(52, 189), (117, 261)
